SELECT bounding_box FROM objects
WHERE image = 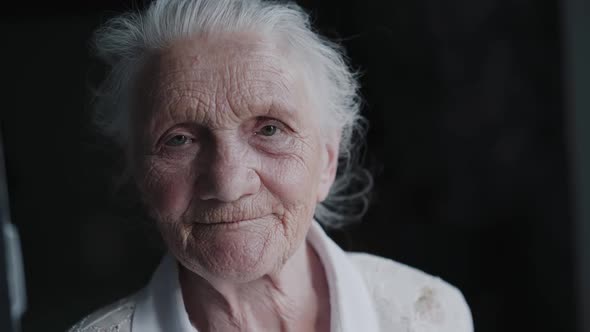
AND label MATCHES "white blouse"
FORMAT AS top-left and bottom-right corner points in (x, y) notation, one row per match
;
(70, 222), (473, 332)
